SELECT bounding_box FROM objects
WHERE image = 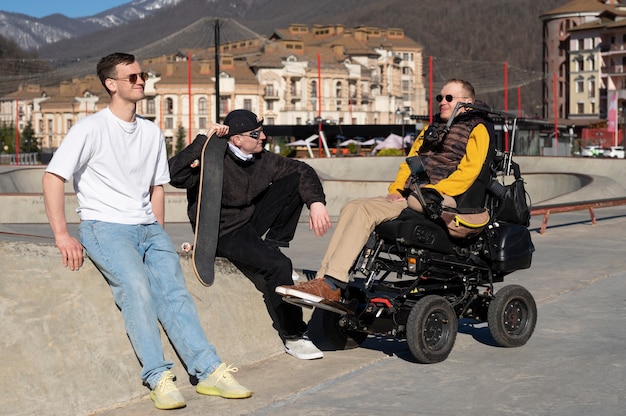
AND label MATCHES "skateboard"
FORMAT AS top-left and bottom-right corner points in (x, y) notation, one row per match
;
(191, 128), (227, 286)
(280, 295), (355, 316)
